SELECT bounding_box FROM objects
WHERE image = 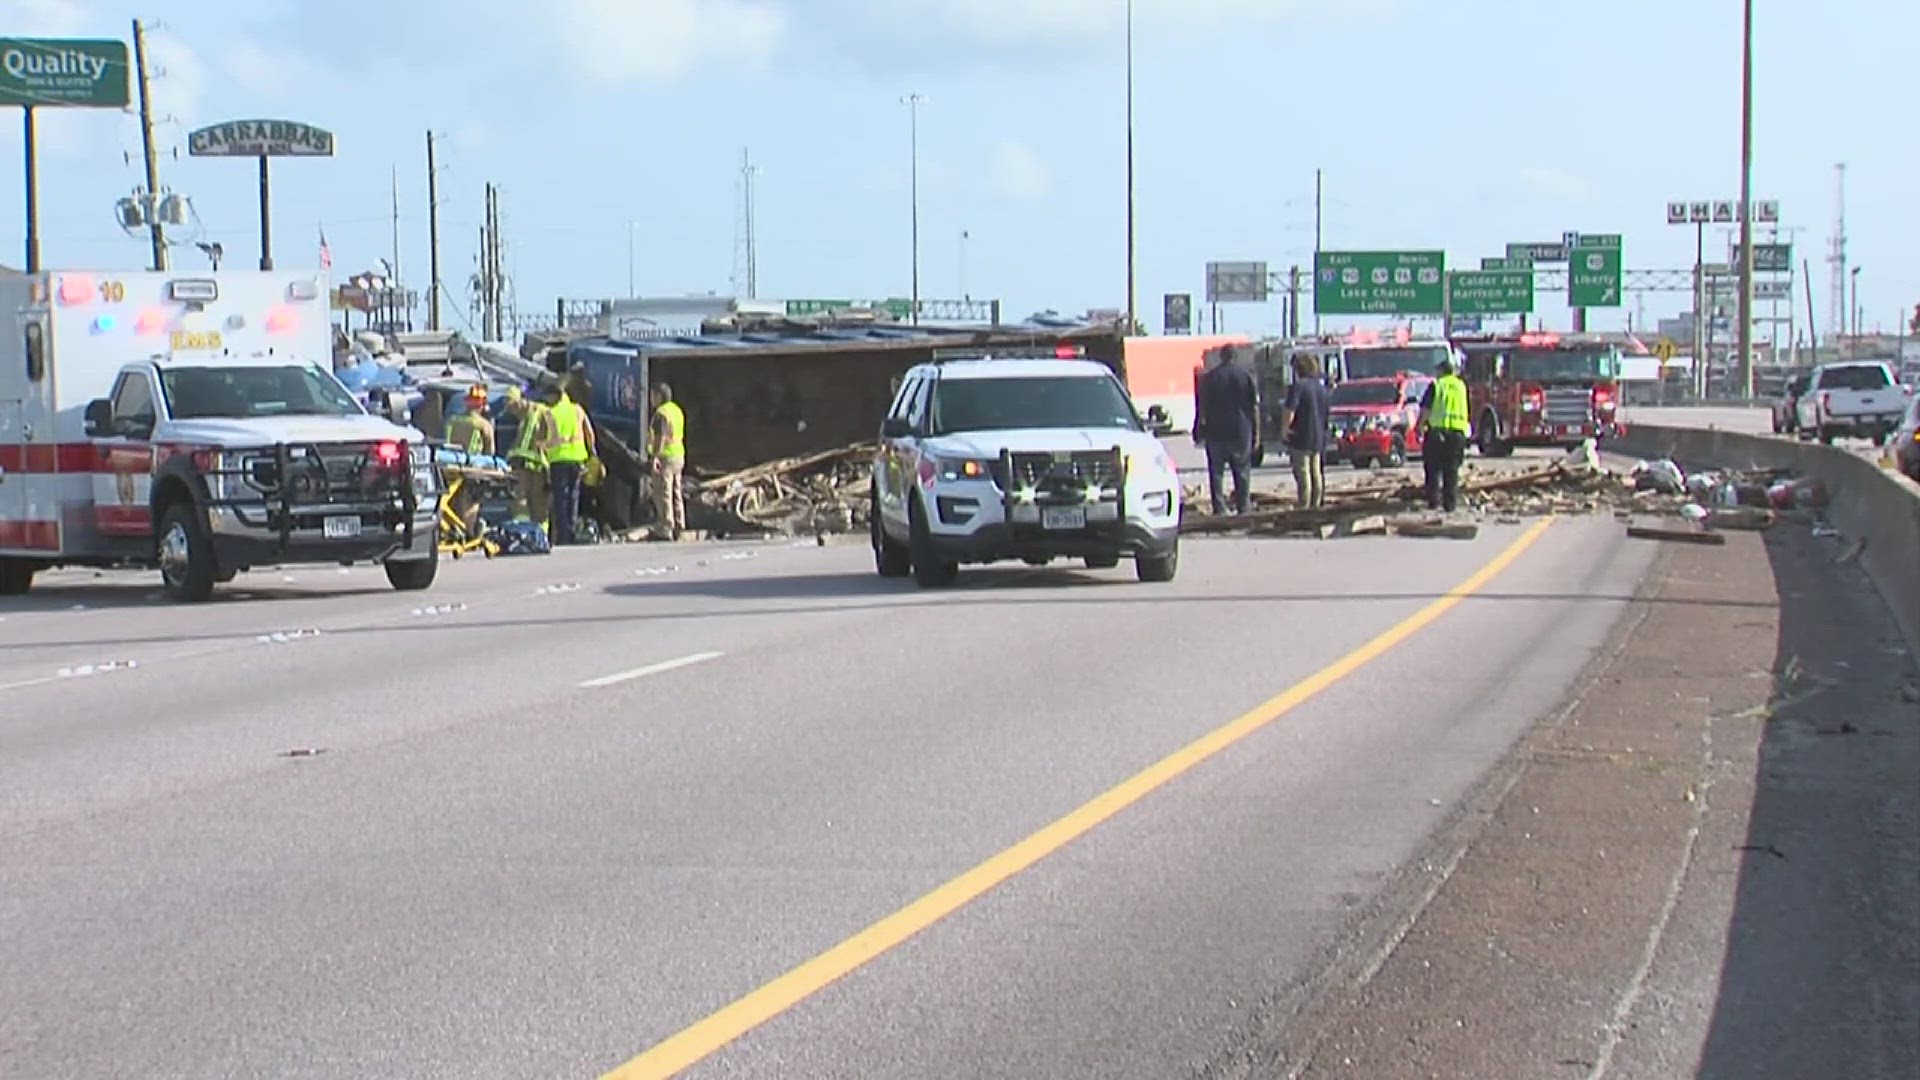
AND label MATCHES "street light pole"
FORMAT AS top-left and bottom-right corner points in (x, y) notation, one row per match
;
(1850, 267), (1861, 340)
(1125, 0), (1136, 335)
(902, 93), (926, 326)
(1735, 0), (1757, 398)
(627, 220), (637, 298)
